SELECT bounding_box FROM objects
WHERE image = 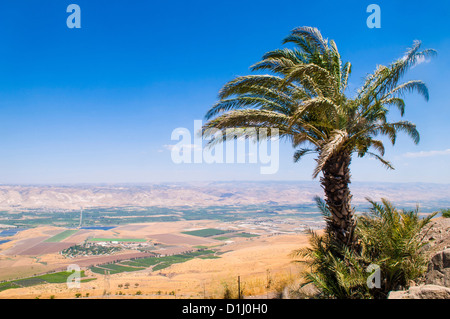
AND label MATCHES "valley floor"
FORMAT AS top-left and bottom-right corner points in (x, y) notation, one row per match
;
(0, 219), (311, 299)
